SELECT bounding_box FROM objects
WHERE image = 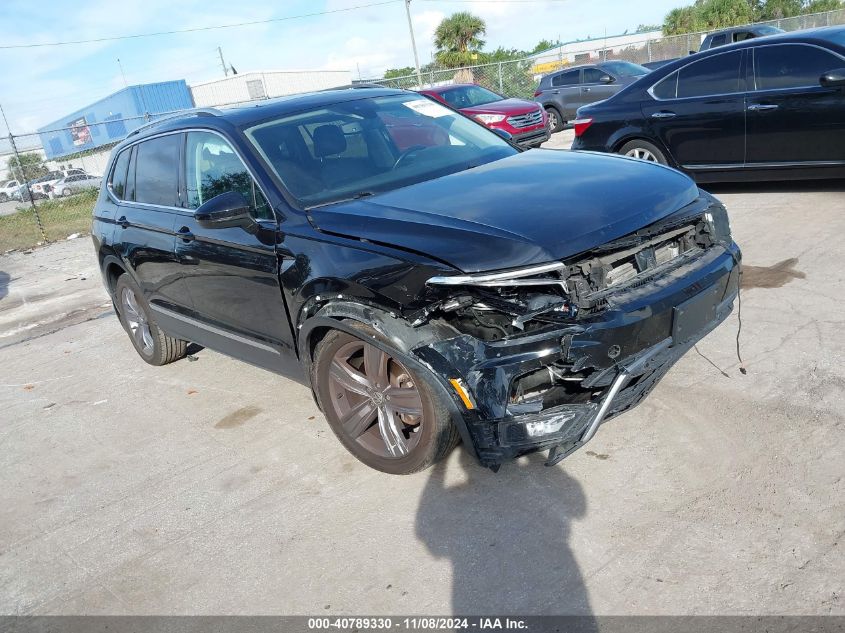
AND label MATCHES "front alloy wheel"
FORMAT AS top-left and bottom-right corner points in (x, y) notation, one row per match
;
(312, 324), (460, 474)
